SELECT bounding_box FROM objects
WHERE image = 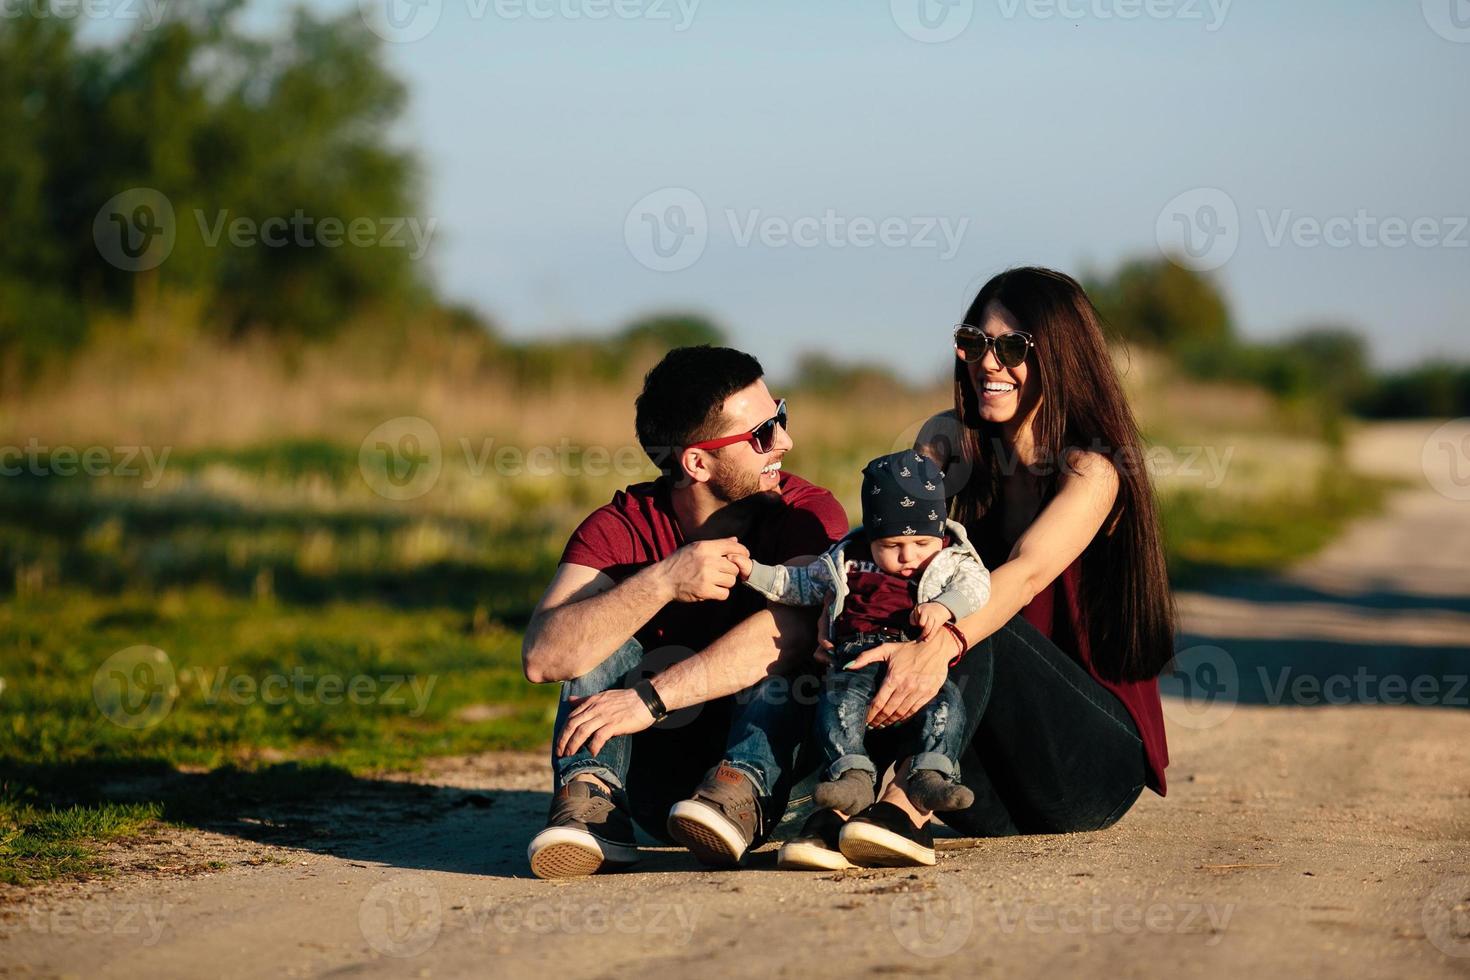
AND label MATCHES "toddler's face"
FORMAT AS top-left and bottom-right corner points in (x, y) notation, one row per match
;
(869, 534), (944, 577)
